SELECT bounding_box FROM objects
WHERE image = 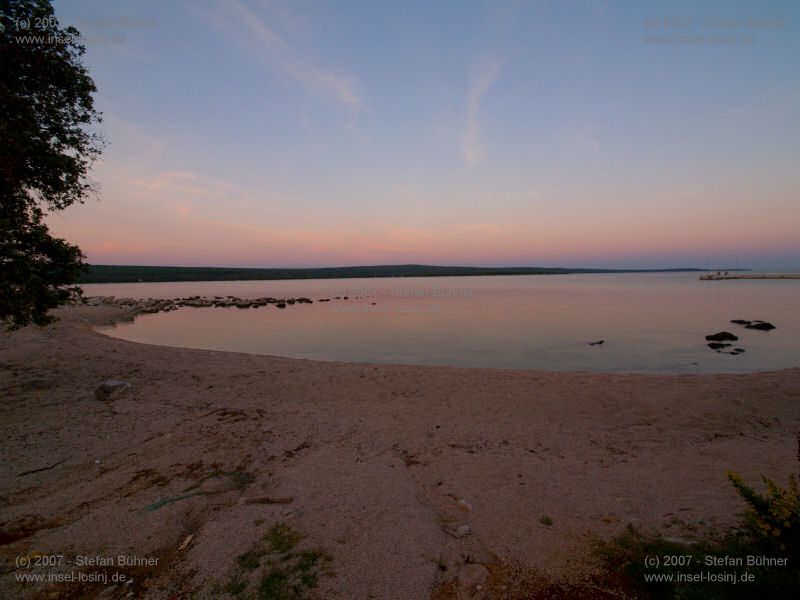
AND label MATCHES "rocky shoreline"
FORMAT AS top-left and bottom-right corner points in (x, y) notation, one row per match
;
(78, 293), (354, 315)
(704, 319), (777, 356)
